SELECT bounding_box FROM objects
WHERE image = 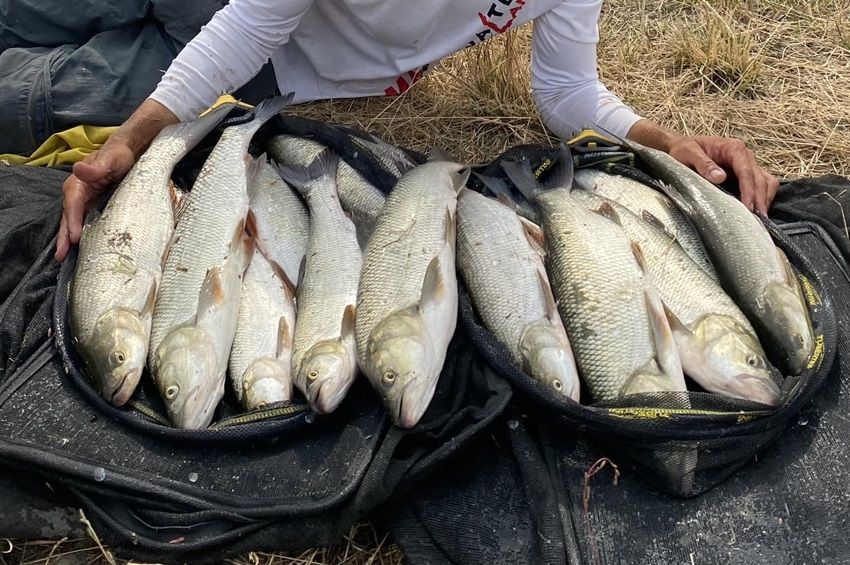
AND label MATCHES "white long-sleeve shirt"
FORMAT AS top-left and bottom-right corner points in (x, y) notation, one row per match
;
(150, 0), (643, 140)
